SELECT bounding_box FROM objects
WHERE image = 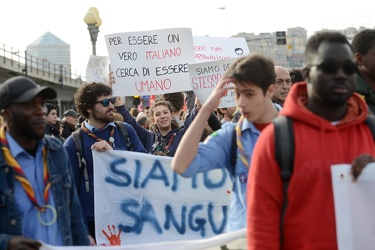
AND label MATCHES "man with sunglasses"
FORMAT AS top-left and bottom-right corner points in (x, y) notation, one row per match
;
(63, 82), (146, 240)
(352, 29), (375, 114)
(246, 32), (375, 249)
(272, 66), (292, 107)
